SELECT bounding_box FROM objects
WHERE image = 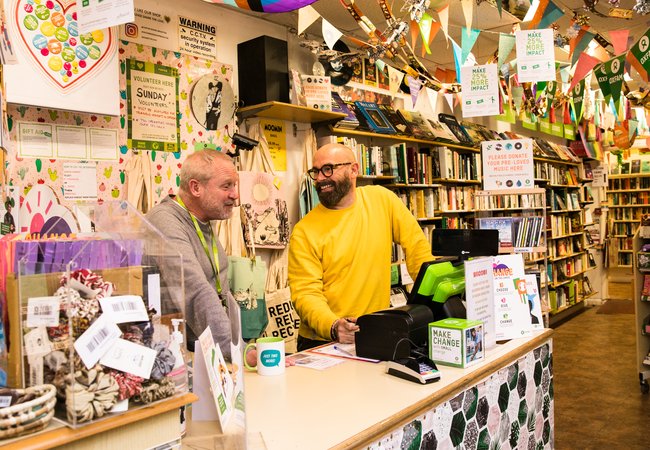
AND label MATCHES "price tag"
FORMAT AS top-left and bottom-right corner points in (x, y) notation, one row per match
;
(99, 295), (149, 324)
(74, 314), (122, 369)
(26, 296), (60, 328)
(100, 338), (157, 379)
(514, 247), (533, 253)
(23, 327), (53, 357)
(110, 398), (129, 413)
(0, 396), (12, 407)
